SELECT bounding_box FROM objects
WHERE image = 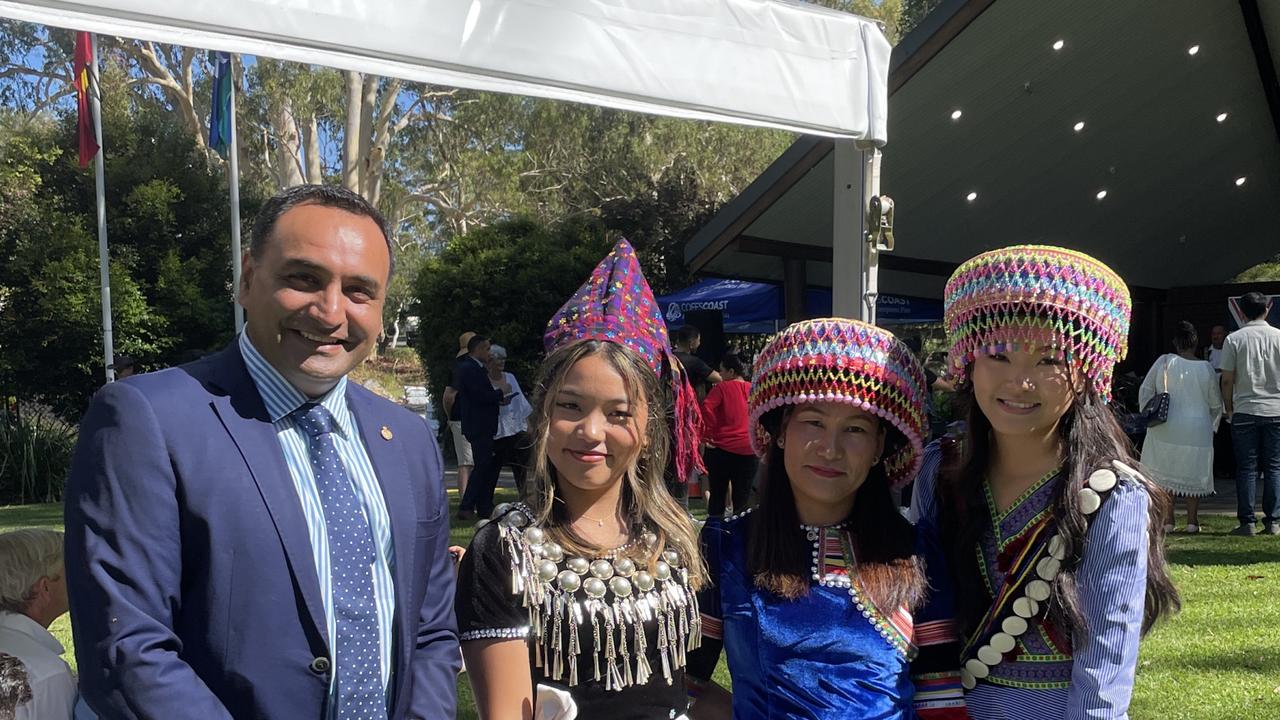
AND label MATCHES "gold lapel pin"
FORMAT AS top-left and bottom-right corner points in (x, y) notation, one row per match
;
(380, 426), (393, 441)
